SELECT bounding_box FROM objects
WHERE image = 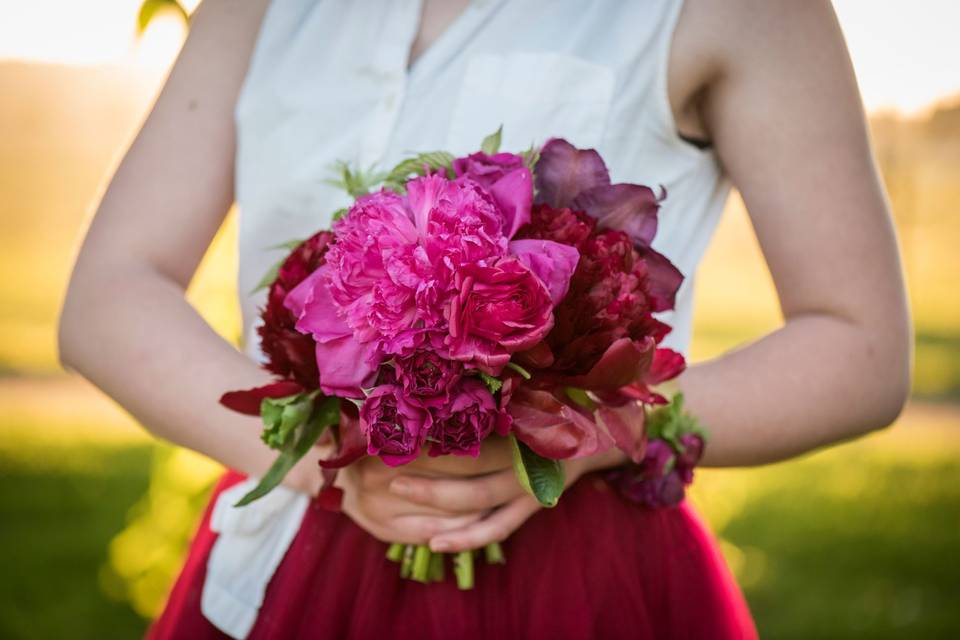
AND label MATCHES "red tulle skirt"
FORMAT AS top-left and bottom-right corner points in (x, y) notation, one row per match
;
(149, 469), (756, 639)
